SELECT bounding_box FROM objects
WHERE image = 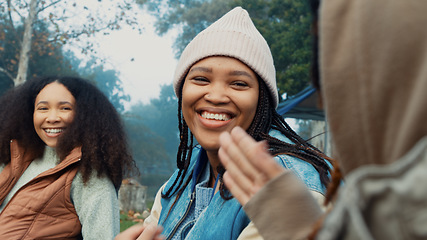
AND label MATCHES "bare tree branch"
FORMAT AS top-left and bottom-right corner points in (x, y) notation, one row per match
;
(6, 0), (16, 30)
(2, 0), (143, 85)
(37, 0), (62, 13)
(0, 66), (15, 81)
